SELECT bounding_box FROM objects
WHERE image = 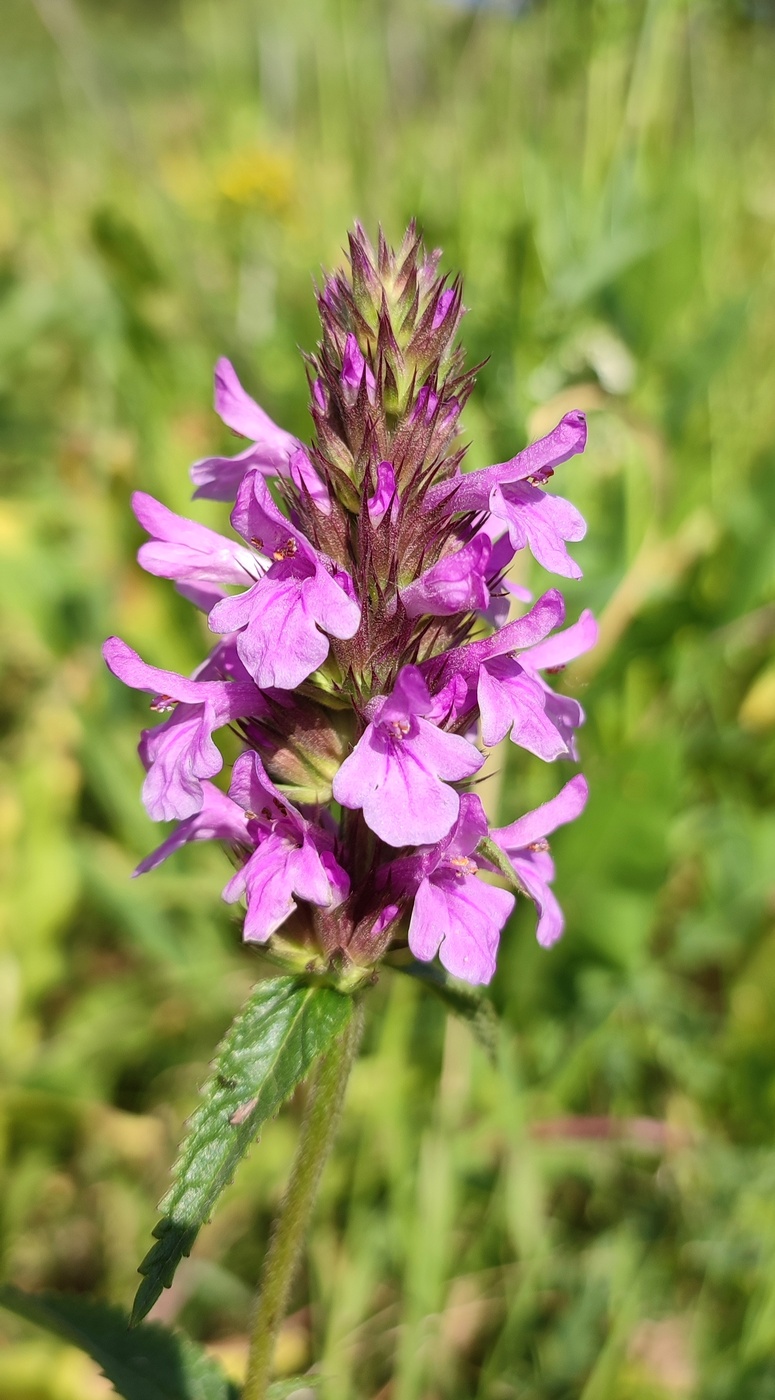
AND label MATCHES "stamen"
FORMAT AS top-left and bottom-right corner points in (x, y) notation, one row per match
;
(528, 838), (550, 853)
(448, 855), (478, 877)
(272, 538), (298, 562)
(384, 718), (411, 740)
(150, 695), (178, 712)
